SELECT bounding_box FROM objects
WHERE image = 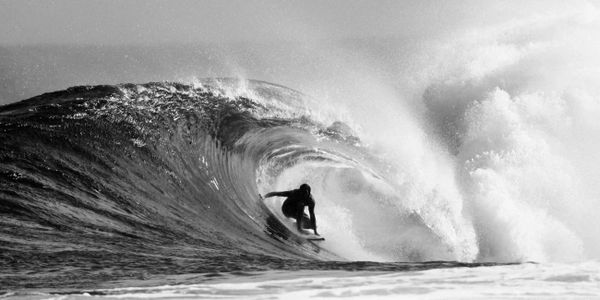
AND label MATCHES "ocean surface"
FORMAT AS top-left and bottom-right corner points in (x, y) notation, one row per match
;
(1, 78), (599, 299)
(3, 263), (600, 299)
